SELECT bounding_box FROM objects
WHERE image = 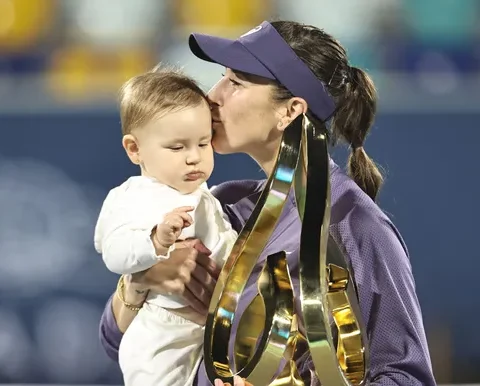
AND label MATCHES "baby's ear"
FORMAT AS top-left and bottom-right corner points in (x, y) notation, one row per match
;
(122, 134), (141, 165)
